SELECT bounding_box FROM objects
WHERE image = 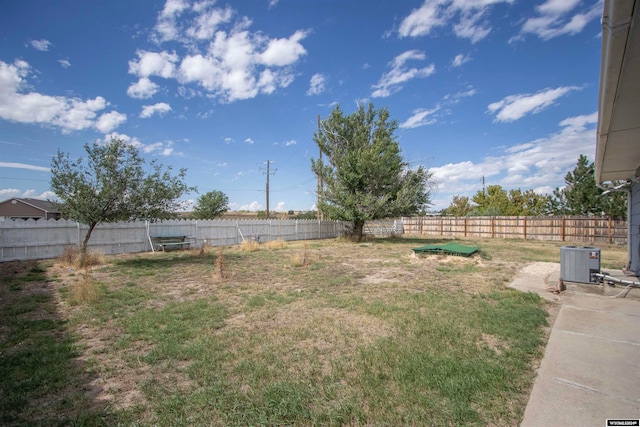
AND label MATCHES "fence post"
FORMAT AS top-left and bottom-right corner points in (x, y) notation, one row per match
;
(464, 217), (467, 237)
(561, 216), (565, 241)
(523, 216), (527, 240)
(491, 216), (495, 238)
(440, 217), (443, 236)
(608, 216), (612, 244)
